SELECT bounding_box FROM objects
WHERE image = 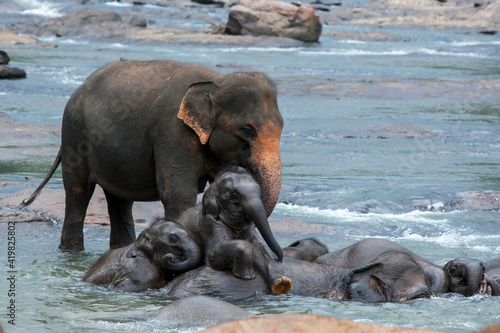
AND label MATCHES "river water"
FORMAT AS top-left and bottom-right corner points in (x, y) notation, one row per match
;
(1, 1), (499, 332)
